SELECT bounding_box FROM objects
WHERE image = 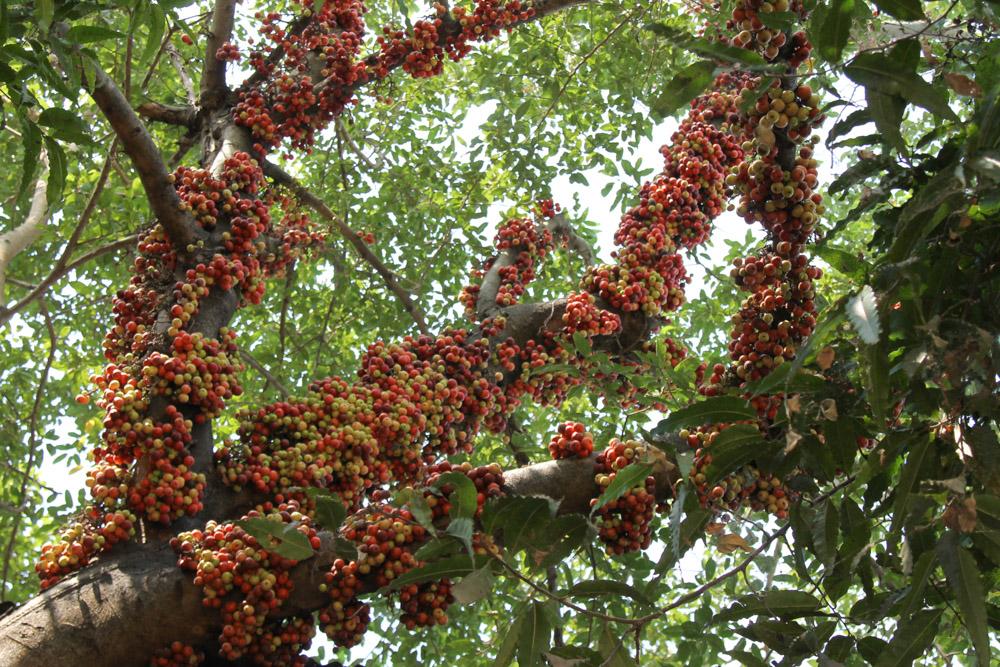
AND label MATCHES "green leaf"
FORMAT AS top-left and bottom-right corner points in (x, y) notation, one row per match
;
(644, 23), (767, 67)
(517, 601), (552, 667)
(564, 579), (651, 606)
(826, 108), (872, 146)
(35, 0), (55, 32)
(866, 89), (907, 153)
(815, 0), (855, 63)
(847, 53), (958, 121)
(864, 339), (890, 422)
(536, 513), (591, 569)
(885, 168), (963, 262)
(937, 531), (991, 666)
(591, 462), (652, 513)
(890, 436), (931, 534)
(652, 396), (757, 438)
(871, 0), (924, 19)
(236, 518), (315, 562)
(492, 607), (524, 667)
(481, 496), (559, 553)
(898, 550), (936, 619)
(433, 471), (478, 520)
(742, 363), (829, 397)
(304, 488), (347, 532)
(43, 137), (66, 206)
(451, 566), (494, 605)
(702, 424), (775, 485)
(874, 608), (943, 667)
(16, 114), (42, 203)
(652, 60), (717, 119)
(140, 4), (166, 69)
(714, 591), (822, 623)
(38, 108), (92, 144)
(66, 25), (125, 44)
(387, 554), (484, 590)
